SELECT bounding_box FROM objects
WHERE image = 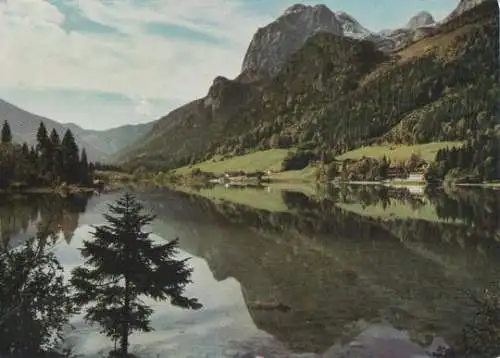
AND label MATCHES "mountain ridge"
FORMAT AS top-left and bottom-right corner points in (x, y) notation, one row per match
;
(0, 98), (154, 162)
(118, 0), (498, 171)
